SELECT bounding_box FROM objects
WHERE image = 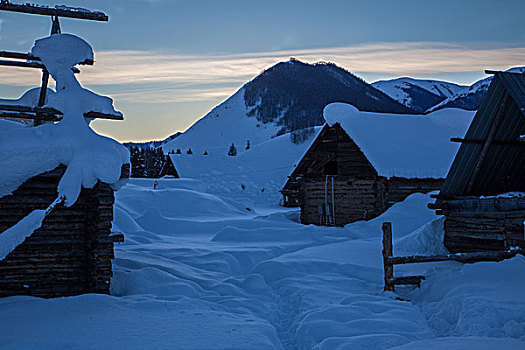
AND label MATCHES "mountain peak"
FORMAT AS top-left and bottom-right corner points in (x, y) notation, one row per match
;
(244, 59), (414, 136)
